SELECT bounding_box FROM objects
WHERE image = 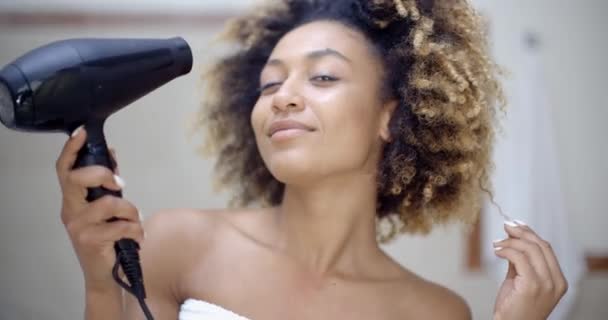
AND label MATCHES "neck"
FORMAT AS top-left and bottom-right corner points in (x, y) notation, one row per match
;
(272, 170), (382, 277)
